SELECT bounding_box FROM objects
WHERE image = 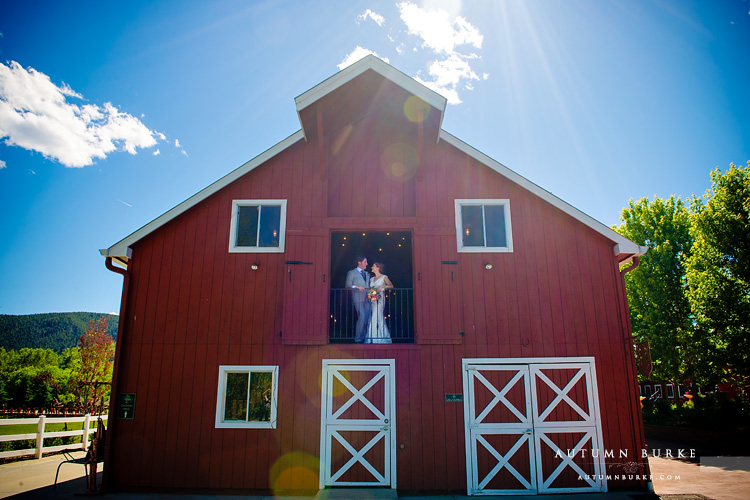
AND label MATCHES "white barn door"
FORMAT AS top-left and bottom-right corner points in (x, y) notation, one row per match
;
(320, 359), (396, 488)
(463, 357), (606, 495)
